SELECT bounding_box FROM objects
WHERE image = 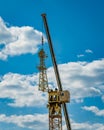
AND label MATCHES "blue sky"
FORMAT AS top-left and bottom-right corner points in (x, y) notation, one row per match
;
(0, 0), (104, 130)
